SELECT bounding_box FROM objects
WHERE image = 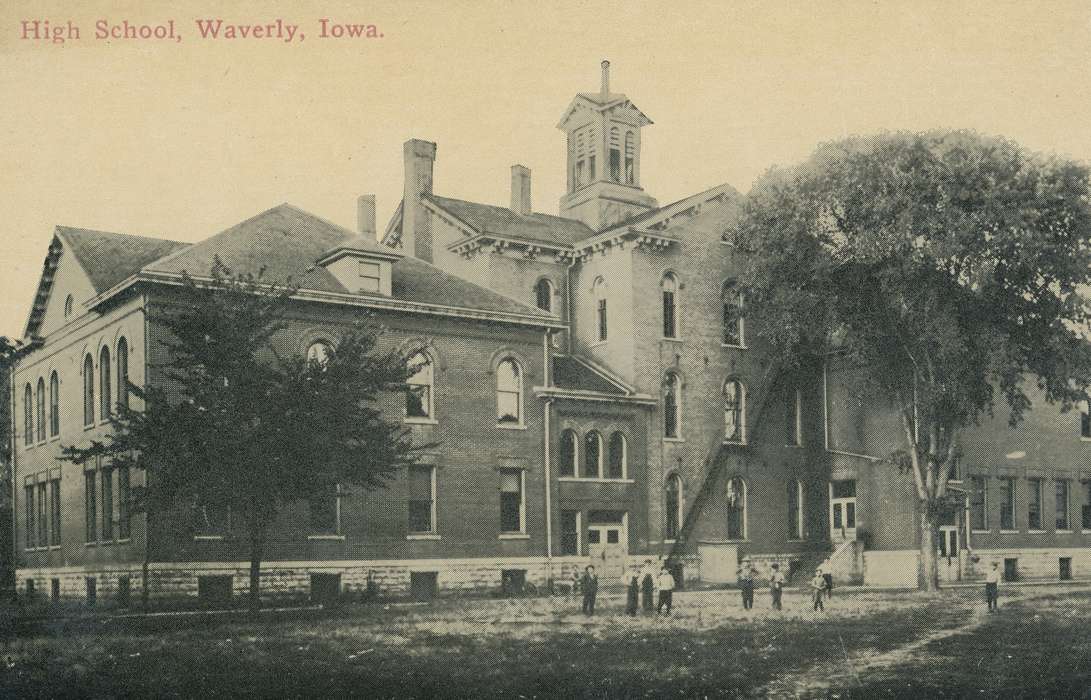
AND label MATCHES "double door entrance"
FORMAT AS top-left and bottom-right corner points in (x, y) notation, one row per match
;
(829, 480), (857, 541)
(587, 511), (628, 579)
